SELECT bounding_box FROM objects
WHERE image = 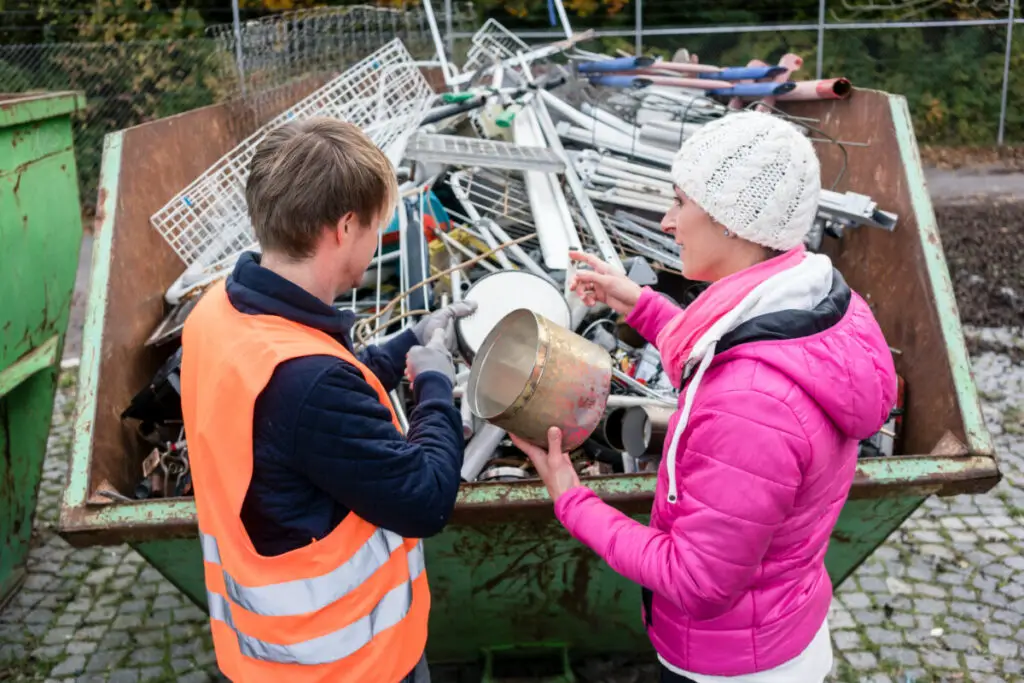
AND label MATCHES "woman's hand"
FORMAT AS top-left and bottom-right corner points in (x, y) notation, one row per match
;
(568, 250), (643, 317)
(510, 427), (582, 503)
